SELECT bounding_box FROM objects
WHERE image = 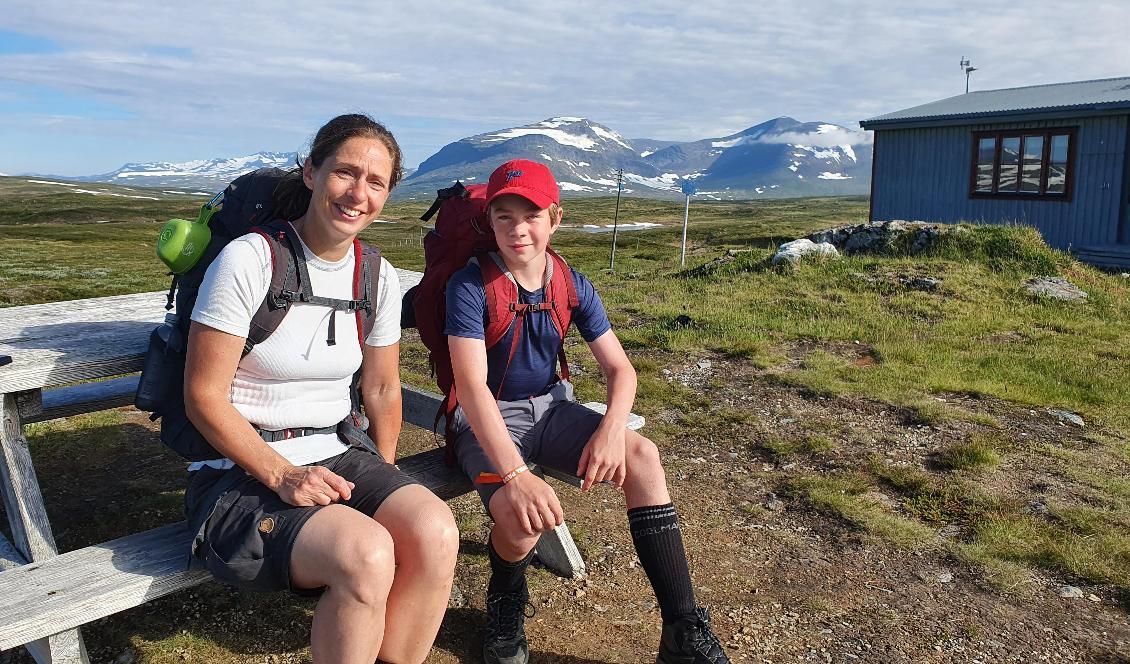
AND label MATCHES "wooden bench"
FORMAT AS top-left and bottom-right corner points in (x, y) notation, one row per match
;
(0, 288), (644, 661)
